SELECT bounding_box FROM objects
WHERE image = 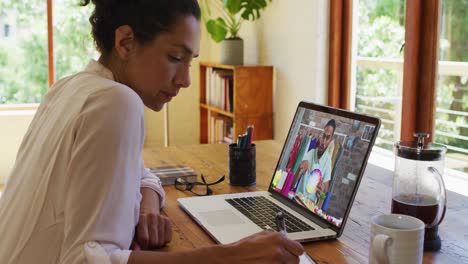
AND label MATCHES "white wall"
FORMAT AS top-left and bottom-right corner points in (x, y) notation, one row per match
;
(241, 0), (330, 141)
(0, 110), (35, 182)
